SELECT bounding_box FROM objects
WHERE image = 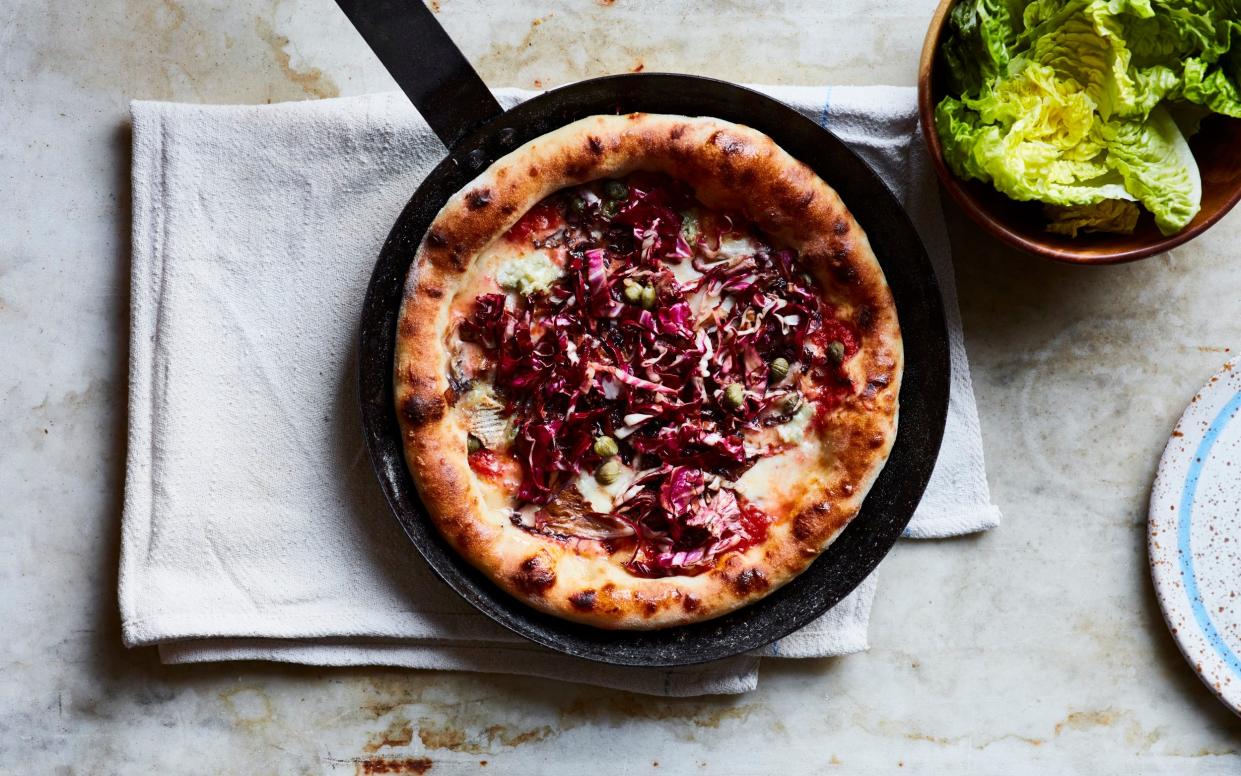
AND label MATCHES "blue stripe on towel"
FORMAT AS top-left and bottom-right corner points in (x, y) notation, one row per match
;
(817, 86), (834, 128)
